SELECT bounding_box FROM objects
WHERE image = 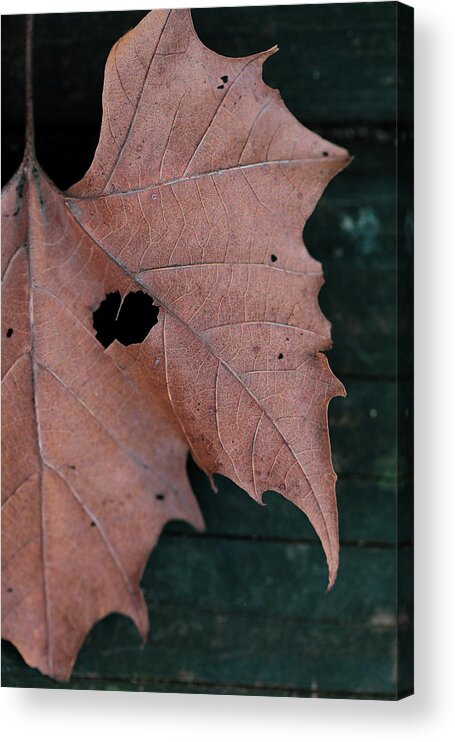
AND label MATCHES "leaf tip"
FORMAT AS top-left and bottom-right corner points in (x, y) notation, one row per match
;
(262, 44), (279, 61)
(325, 562), (338, 592)
(192, 508), (206, 533)
(137, 617), (149, 646)
(133, 598), (150, 645)
(207, 471), (218, 494)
